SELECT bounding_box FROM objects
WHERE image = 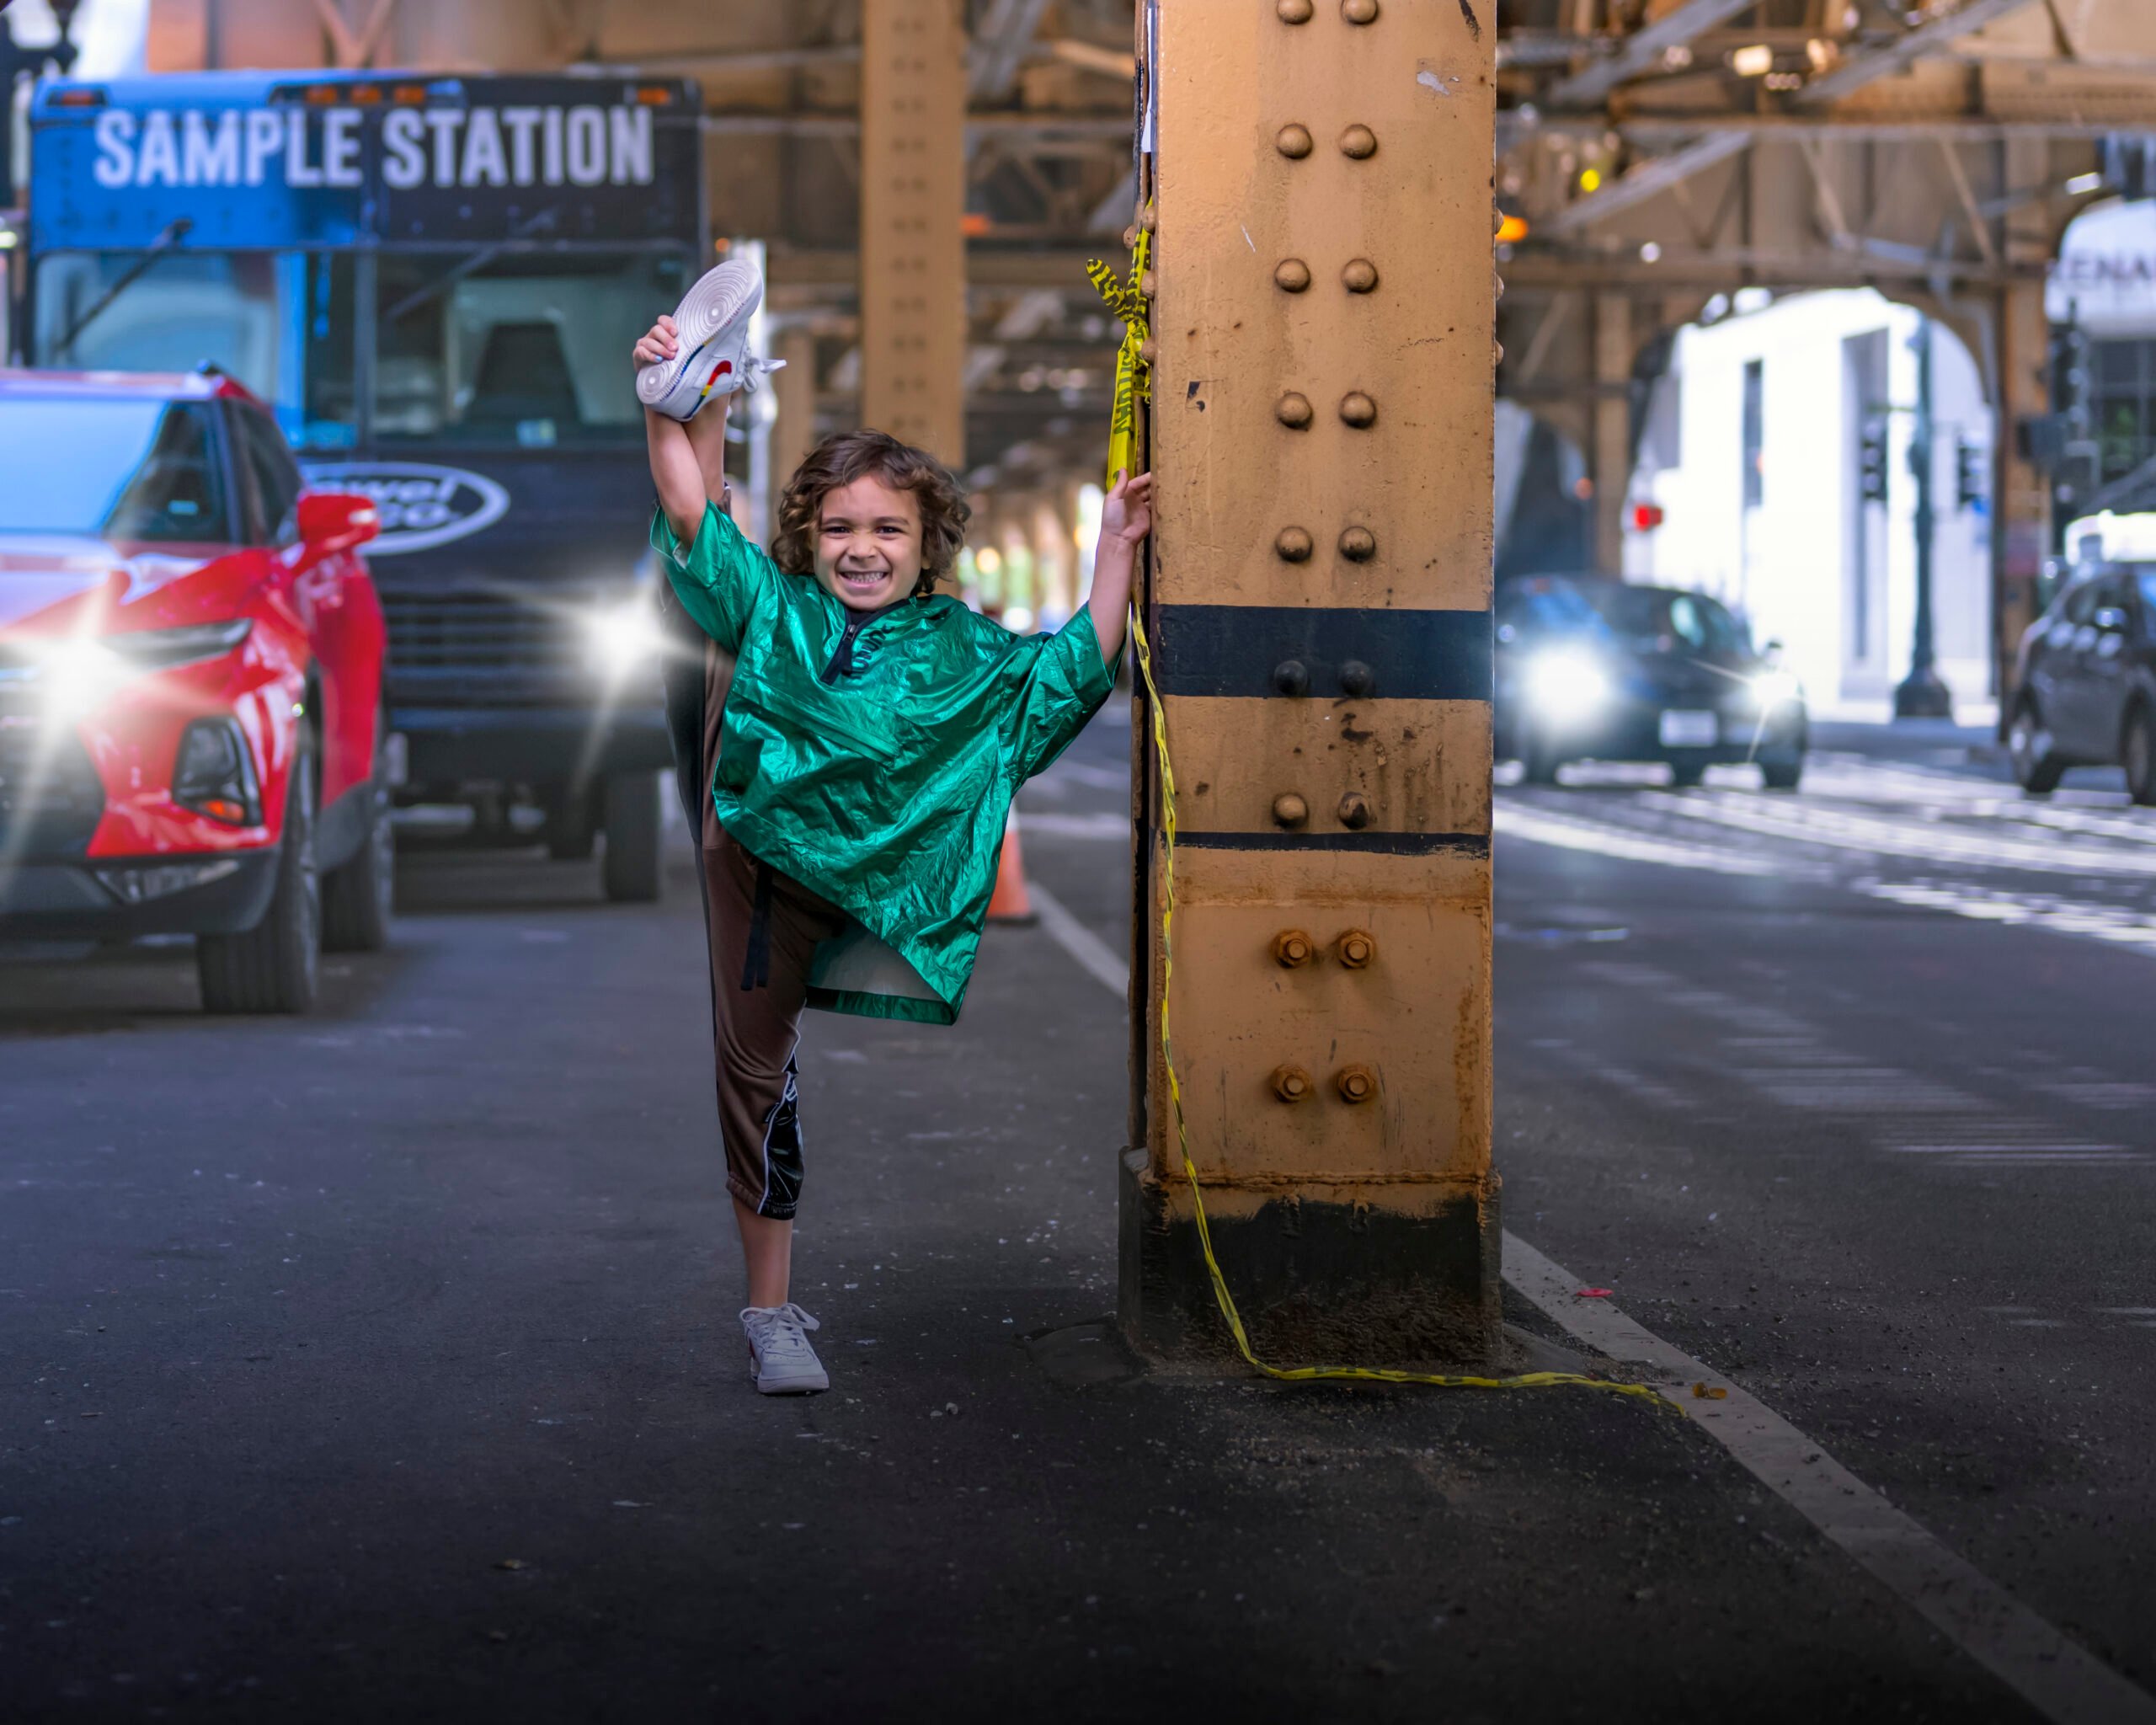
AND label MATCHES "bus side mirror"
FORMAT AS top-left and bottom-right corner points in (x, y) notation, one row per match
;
(297, 492), (382, 554)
